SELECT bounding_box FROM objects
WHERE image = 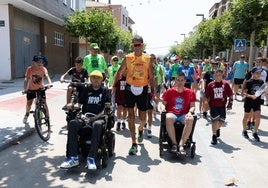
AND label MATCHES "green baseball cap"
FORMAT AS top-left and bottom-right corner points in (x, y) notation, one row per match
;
(90, 43), (99, 49)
